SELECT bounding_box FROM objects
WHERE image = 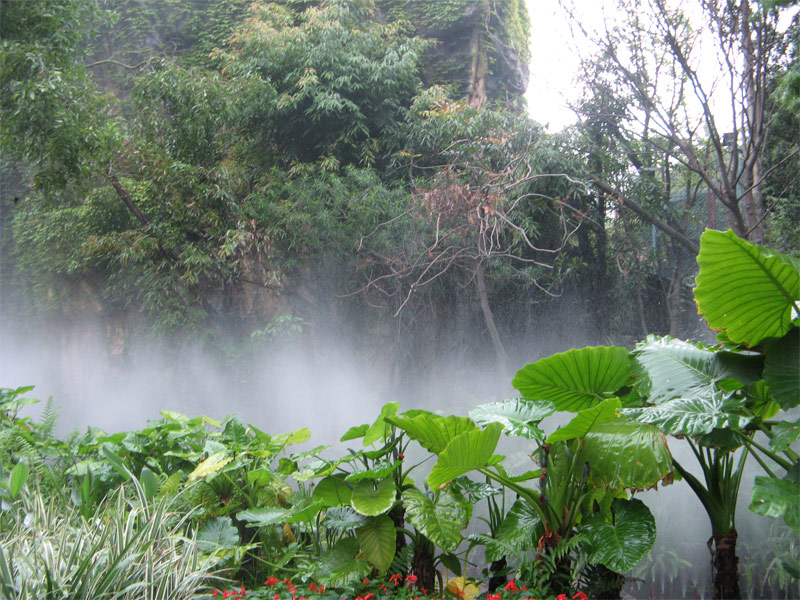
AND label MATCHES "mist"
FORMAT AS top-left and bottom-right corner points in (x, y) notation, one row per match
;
(2, 309), (796, 598)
